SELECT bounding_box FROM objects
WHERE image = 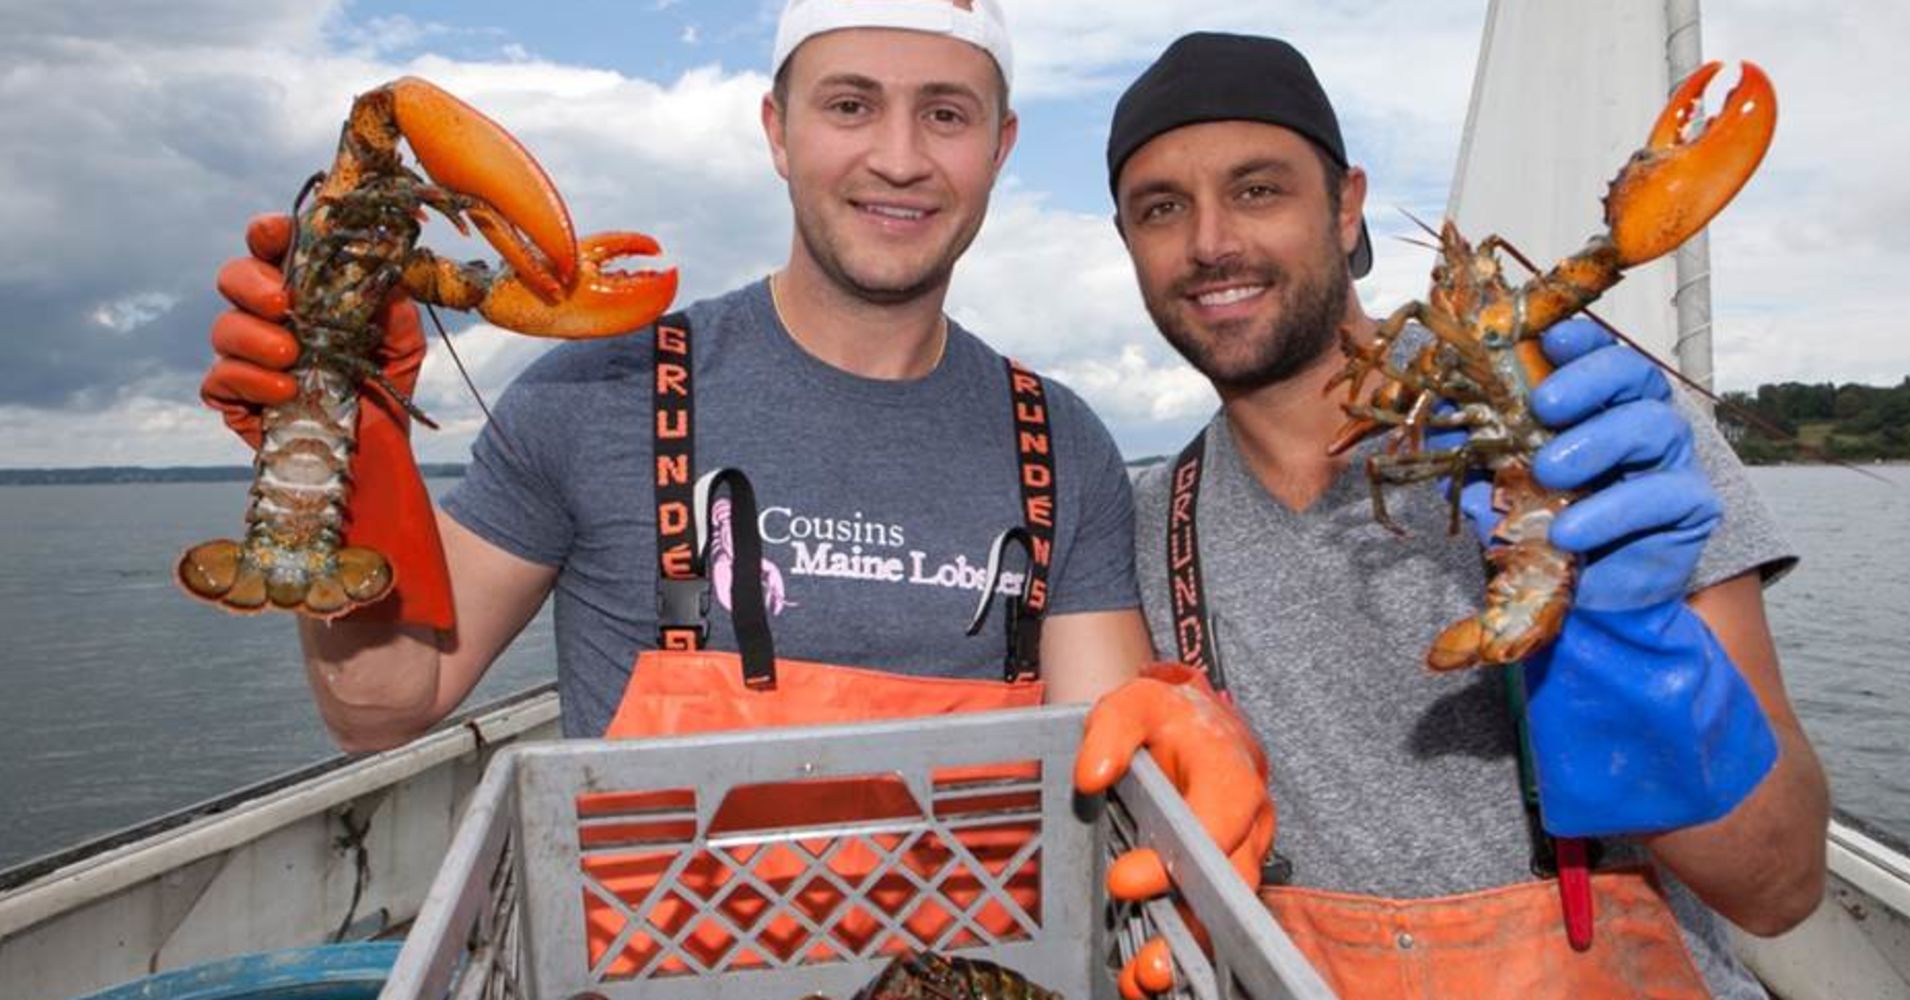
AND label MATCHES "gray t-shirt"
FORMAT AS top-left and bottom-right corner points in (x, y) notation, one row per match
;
(1133, 363), (1793, 998)
(445, 279), (1139, 738)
